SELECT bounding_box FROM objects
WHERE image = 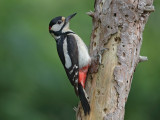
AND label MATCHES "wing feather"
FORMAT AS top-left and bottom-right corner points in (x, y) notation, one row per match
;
(56, 34), (79, 95)
(65, 34), (79, 95)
